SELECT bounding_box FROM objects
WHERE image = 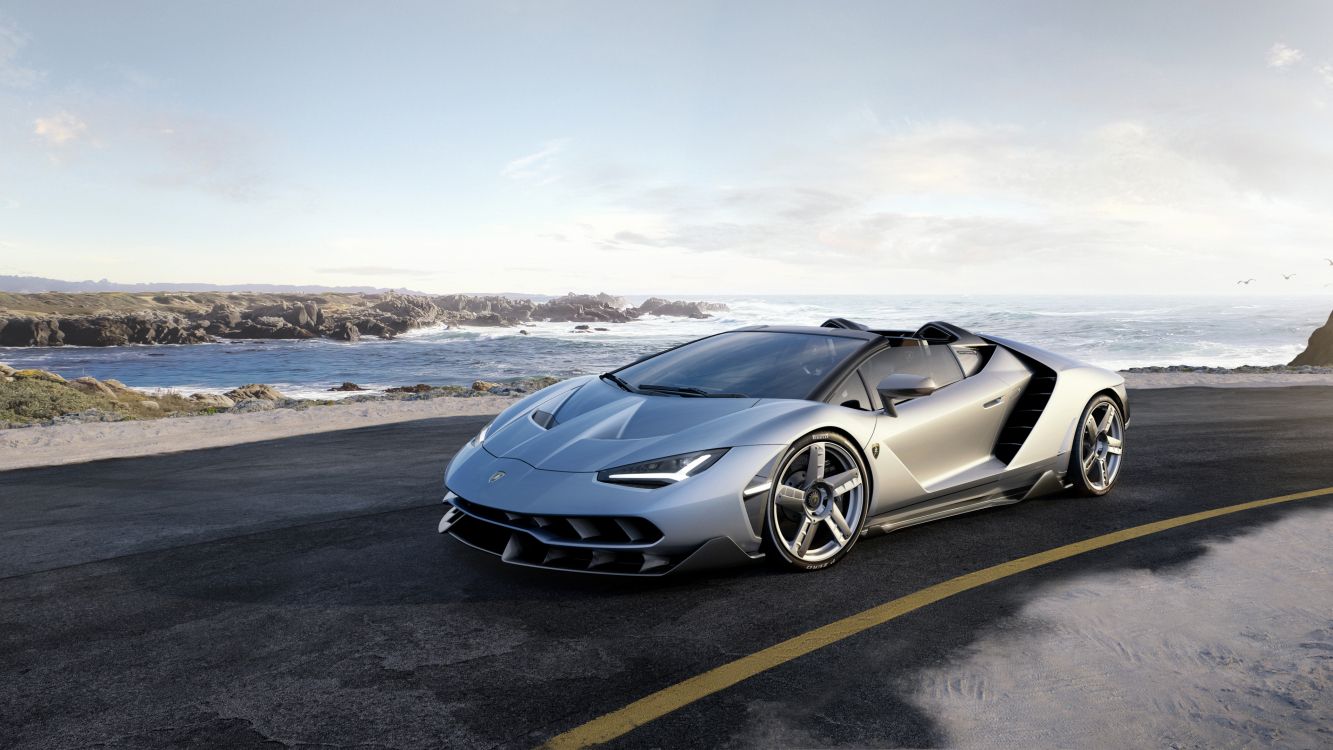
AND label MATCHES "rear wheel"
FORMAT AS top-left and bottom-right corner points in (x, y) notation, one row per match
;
(1069, 395), (1125, 496)
(763, 431), (870, 571)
